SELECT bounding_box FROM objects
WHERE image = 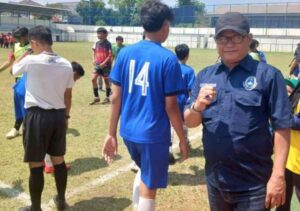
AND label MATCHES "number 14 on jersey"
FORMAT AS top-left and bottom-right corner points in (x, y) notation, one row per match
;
(129, 60), (150, 96)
